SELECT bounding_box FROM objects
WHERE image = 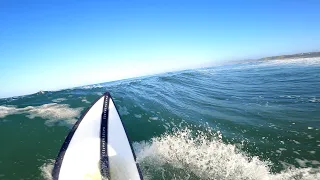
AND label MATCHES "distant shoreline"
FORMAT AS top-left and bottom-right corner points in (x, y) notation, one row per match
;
(259, 51), (320, 60)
